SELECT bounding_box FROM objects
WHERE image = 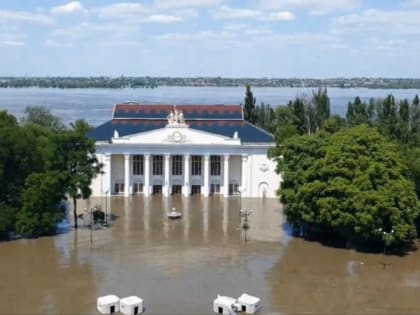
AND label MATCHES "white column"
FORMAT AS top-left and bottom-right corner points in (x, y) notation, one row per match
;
(124, 154), (130, 197)
(164, 154), (170, 197)
(144, 154), (150, 197)
(241, 154), (248, 198)
(104, 154), (112, 196)
(223, 154), (230, 197)
(203, 155), (210, 197)
(183, 154), (190, 197)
